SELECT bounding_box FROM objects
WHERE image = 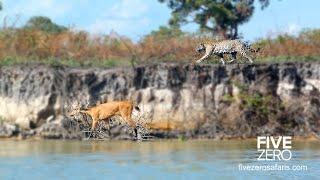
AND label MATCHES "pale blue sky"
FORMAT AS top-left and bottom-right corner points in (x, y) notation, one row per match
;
(1, 0), (319, 41)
